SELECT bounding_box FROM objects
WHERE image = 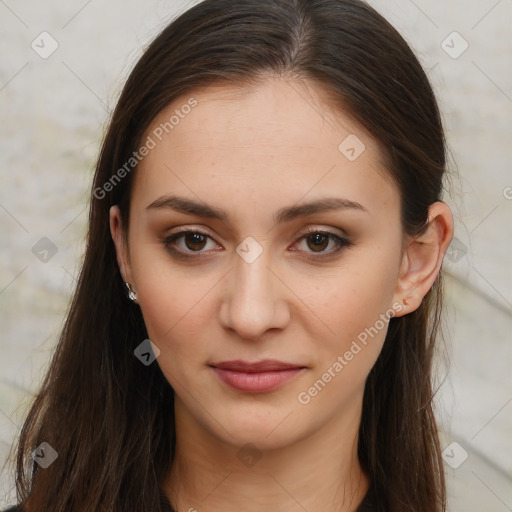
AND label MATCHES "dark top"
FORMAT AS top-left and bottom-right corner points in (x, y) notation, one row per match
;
(3, 485), (377, 511)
